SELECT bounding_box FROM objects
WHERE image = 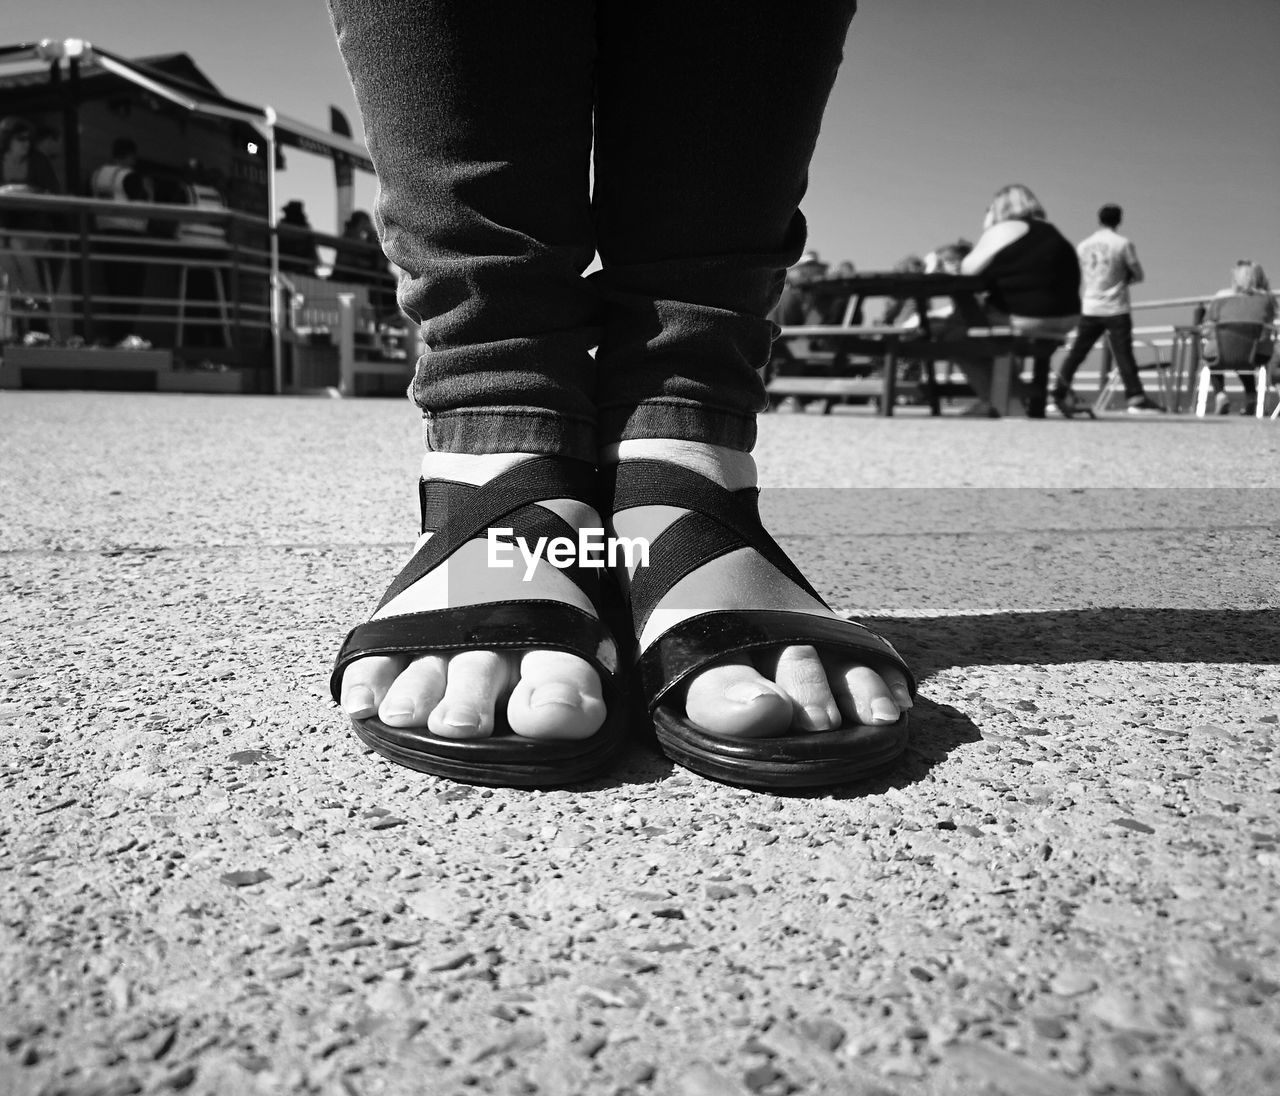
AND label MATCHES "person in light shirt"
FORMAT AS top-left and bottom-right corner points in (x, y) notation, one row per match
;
(1050, 203), (1164, 415)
